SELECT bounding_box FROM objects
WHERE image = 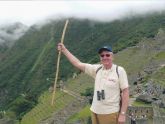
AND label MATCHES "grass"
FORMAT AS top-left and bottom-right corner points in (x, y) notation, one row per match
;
(114, 37), (165, 78)
(66, 73), (94, 94)
(160, 108), (165, 115)
(114, 45), (153, 76)
(66, 105), (91, 123)
(20, 35), (165, 124)
(30, 39), (54, 72)
(154, 51), (165, 60)
(21, 73), (93, 124)
(21, 90), (74, 124)
(132, 101), (152, 107)
(150, 66), (165, 86)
